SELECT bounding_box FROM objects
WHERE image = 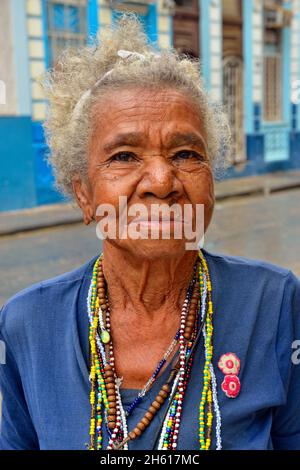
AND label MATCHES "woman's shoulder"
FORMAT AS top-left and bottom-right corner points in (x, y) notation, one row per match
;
(0, 255), (98, 345)
(201, 247), (297, 282)
(203, 249), (300, 395)
(202, 247), (300, 337)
